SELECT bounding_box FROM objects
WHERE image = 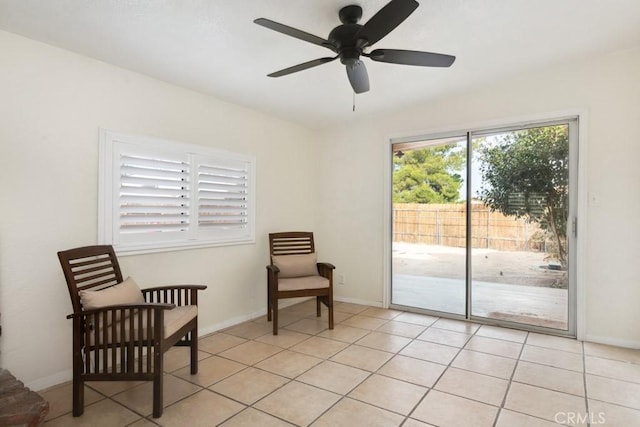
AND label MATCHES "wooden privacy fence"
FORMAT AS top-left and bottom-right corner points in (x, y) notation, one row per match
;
(393, 203), (545, 252)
